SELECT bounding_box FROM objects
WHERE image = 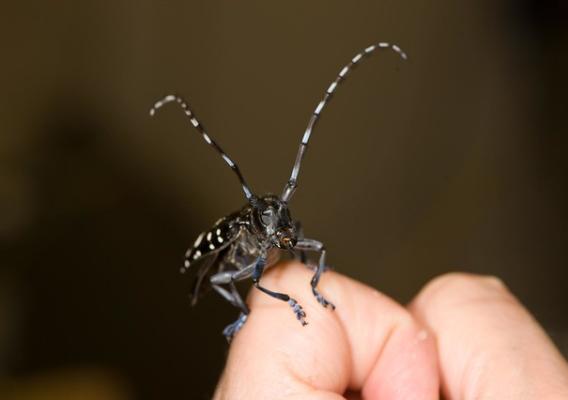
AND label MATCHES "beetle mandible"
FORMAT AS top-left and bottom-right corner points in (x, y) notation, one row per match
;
(150, 42), (407, 341)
